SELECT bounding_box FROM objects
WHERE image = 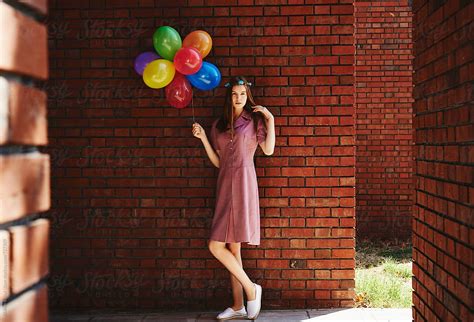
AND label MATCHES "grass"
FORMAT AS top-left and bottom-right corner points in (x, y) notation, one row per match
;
(354, 238), (413, 308)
